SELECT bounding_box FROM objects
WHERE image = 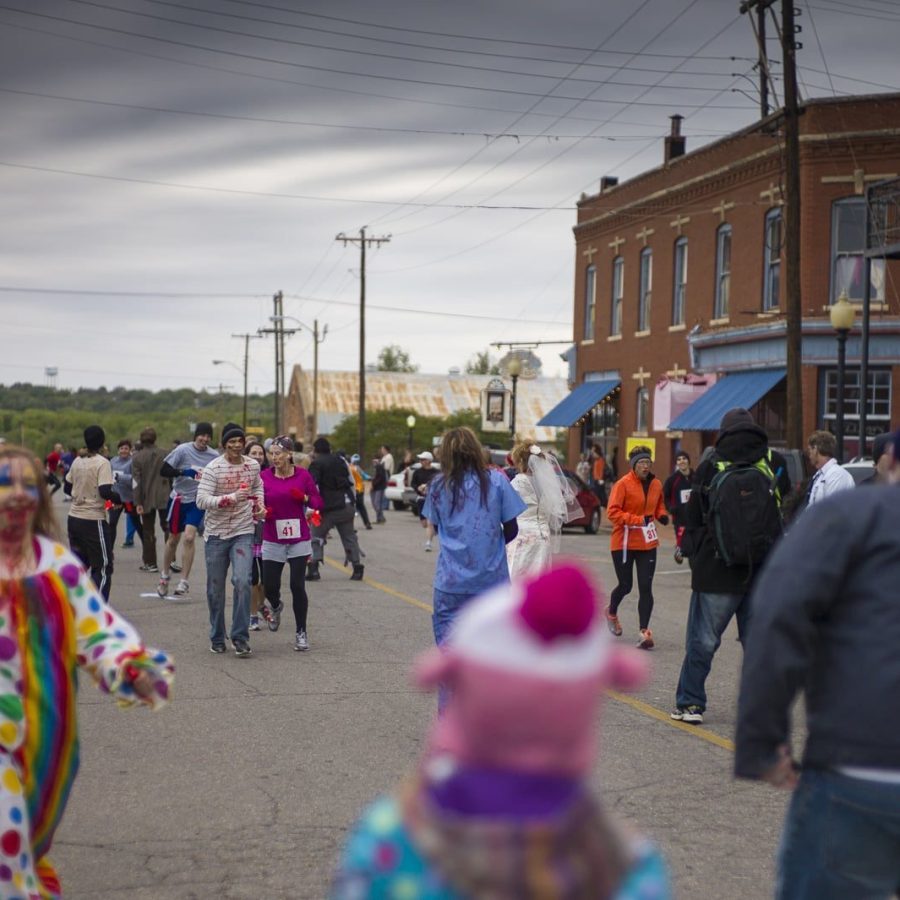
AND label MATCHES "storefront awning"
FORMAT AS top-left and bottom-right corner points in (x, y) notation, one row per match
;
(536, 379), (620, 427)
(668, 368), (785, 431)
